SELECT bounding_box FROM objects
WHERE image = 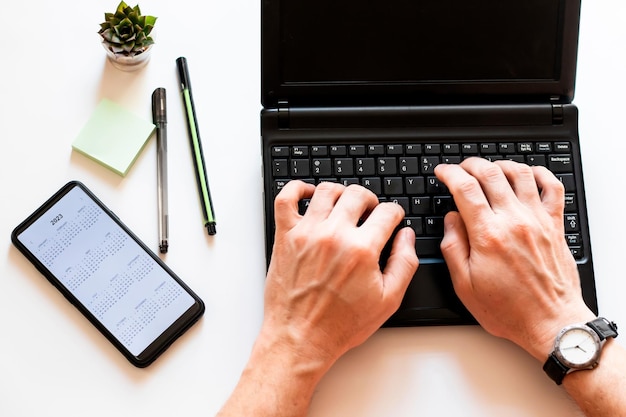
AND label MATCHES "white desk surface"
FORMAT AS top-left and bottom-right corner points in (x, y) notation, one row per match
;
(1, 1), (625, 416)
